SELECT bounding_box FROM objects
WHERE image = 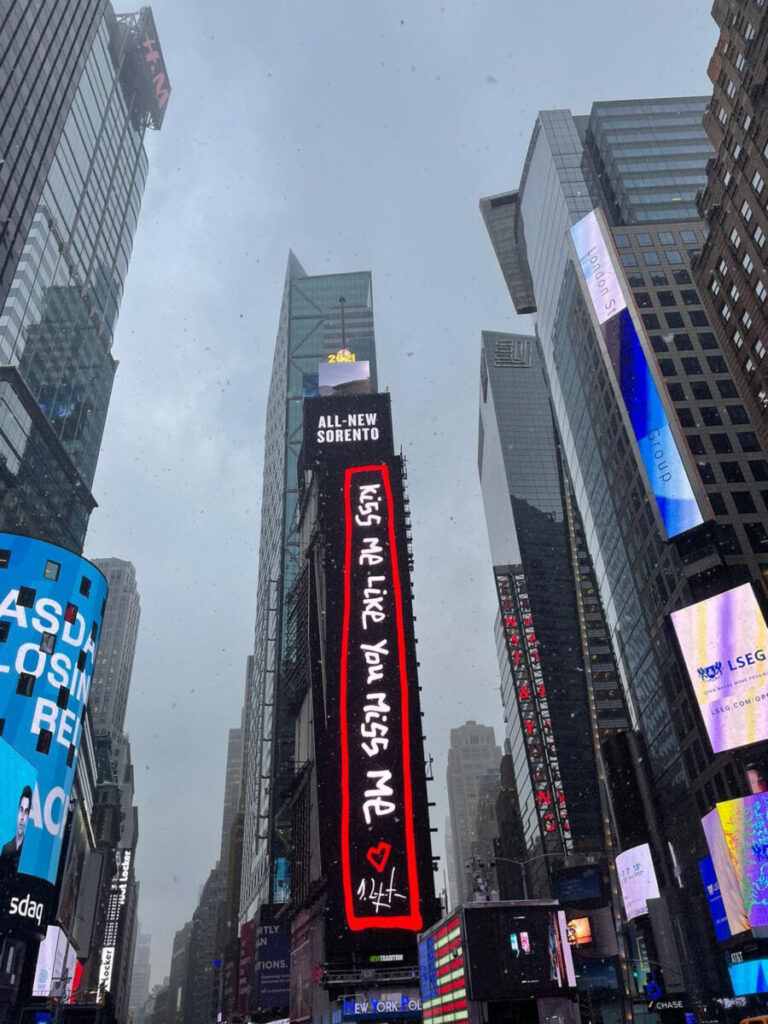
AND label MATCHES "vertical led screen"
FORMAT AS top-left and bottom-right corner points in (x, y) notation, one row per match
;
(0, 533), (106, 938)
(702, 794), (768, 933)
(698, 857), (731, 942)
(670, 582), (768, 753)
(615, 844), (660, 921)
(569, 210), (704, 538)
(340, 464), (421, 931)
